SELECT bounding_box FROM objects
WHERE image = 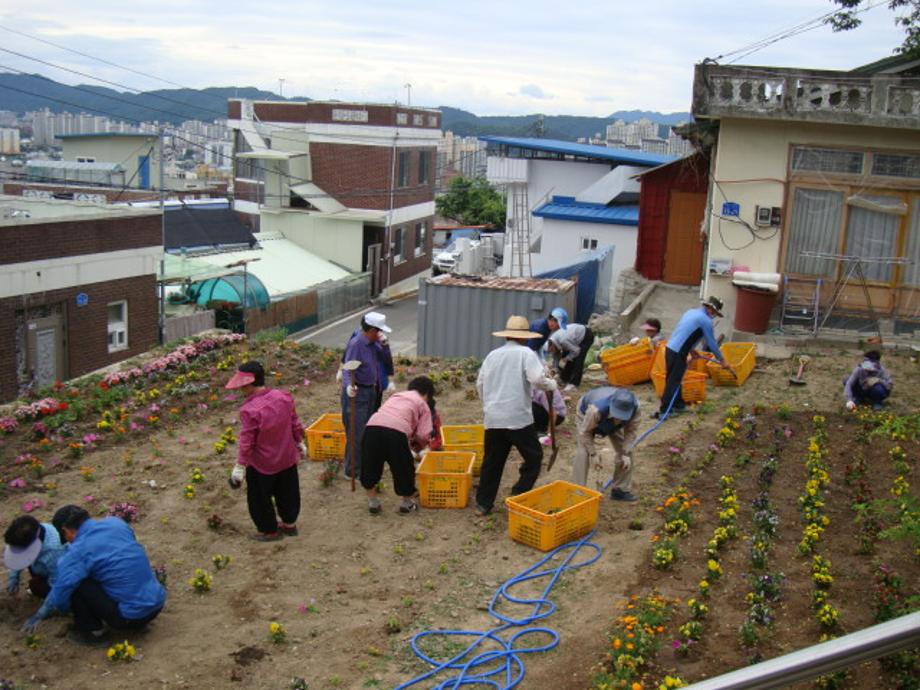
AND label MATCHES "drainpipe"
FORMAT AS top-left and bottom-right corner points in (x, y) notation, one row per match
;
(385, 130), (399, 293)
